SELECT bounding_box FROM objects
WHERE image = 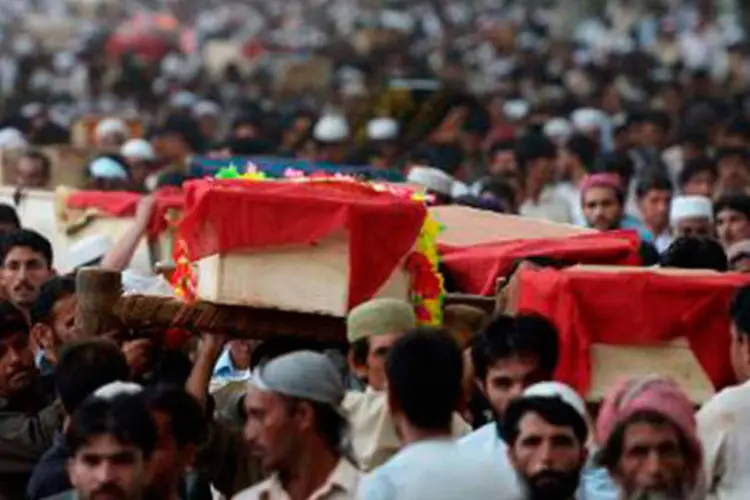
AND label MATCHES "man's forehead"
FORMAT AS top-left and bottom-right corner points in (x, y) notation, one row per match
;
(4, 247), (46, 261)
(76, 434), (142, 456)
(518, 411), (578, 437)
(488, 355), (540, 375)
